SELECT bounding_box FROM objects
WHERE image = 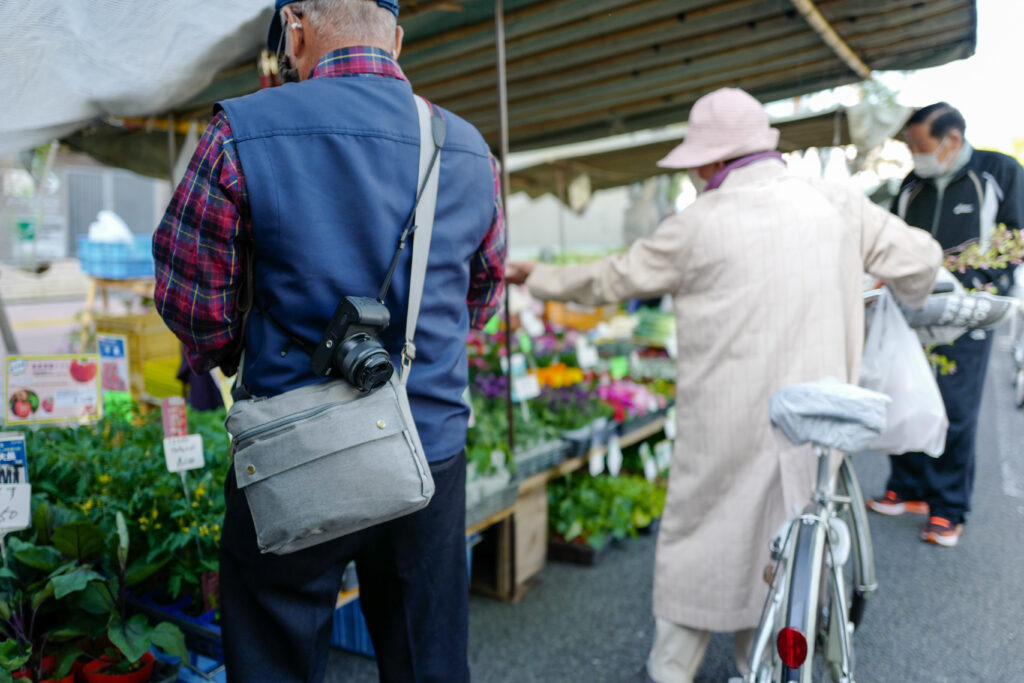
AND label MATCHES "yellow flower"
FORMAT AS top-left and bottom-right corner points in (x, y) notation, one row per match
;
(191, 502), (199, 508)
(78, 500), (94, 512)
(151, 508), (159, 520)
(212, 524), (221, 532)
(97, 474), (112, 485)
(194, 484), (207, 500)
(154, 523), (162, 530)
(198, 525), (209, 537)
(137, 517), (148, 526)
